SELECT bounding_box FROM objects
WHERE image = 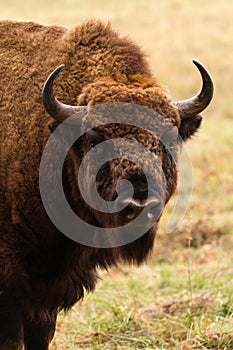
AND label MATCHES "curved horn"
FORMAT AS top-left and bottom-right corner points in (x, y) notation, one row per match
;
(172, 60), (214, 118)
(42, 64), (87, 122)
